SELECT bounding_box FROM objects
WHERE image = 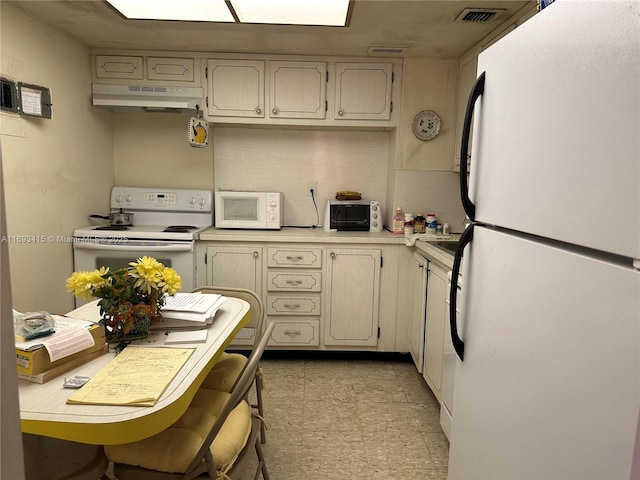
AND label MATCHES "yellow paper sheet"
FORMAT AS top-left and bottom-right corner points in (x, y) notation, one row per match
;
(66, 346), (194, 407)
